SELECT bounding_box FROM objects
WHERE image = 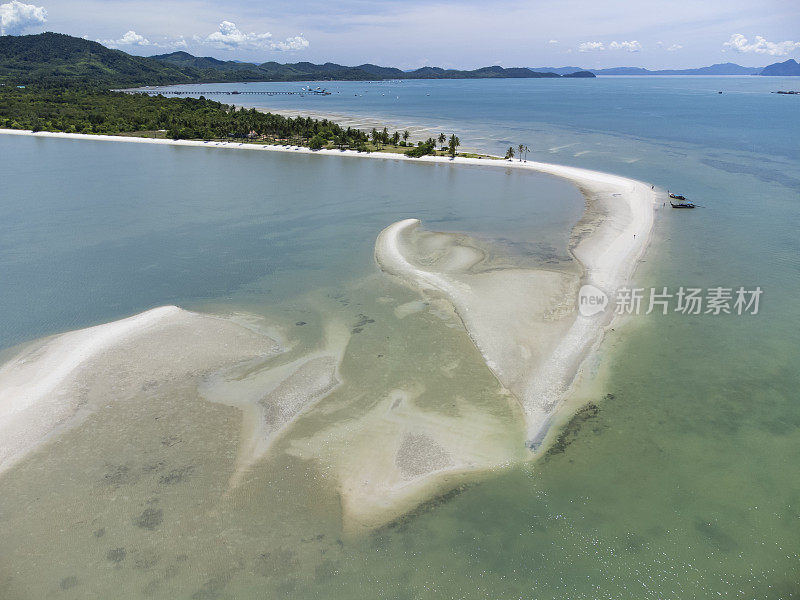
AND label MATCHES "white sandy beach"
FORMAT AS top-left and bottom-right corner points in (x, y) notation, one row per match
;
(0, 127), (657, 529)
